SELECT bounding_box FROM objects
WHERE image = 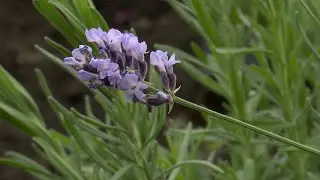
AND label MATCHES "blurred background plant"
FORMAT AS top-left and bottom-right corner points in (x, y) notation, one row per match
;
(1, 0), (320, 180)
(158, 0), (320, 179)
